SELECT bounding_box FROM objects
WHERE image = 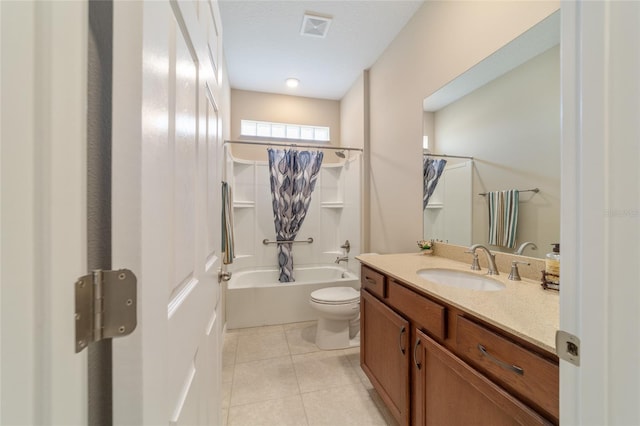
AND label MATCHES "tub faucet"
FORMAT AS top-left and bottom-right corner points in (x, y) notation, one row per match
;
(335, 256), (349, 264)
(514, 241), (537, 255)
(469, 244), (499, 275)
